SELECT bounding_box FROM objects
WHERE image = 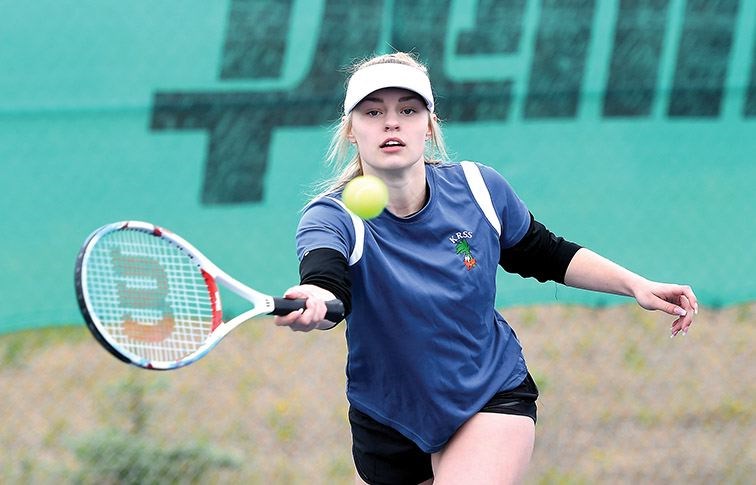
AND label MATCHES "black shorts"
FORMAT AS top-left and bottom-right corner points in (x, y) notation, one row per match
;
(349, 372), (539, 485)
